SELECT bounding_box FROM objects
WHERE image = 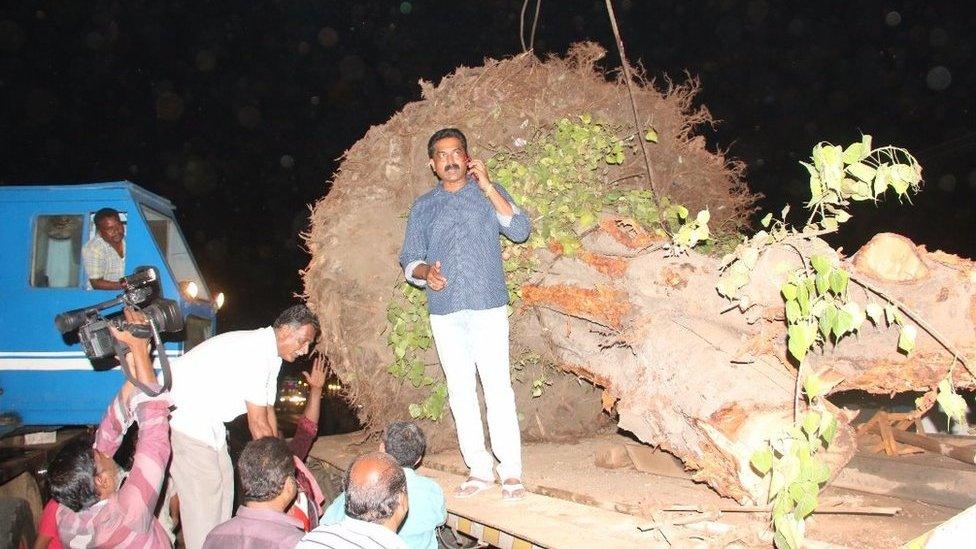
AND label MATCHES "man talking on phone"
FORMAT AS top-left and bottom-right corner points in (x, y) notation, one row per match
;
(399, 128), (531, 500)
